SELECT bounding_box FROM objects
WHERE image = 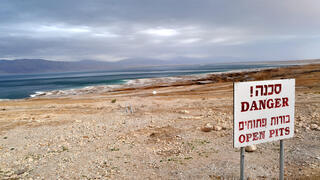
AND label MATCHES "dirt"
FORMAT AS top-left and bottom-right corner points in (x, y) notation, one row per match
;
(0, 63), (320, 179)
